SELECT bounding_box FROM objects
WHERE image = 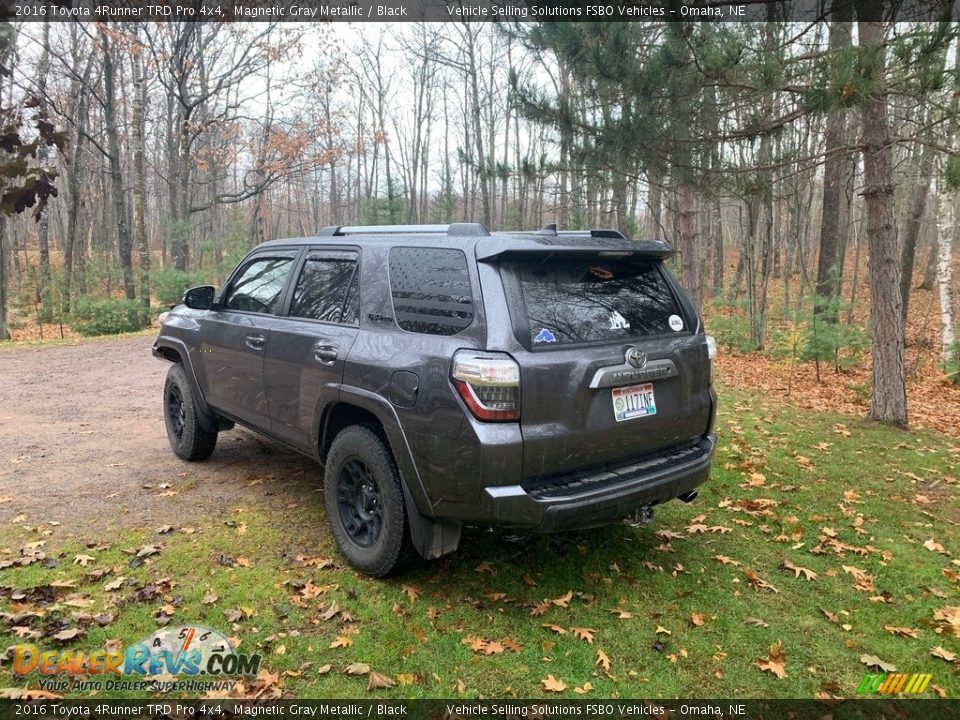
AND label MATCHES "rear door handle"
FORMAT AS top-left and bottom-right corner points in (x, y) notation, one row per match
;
(314, 345), (338, 364)
(244, 334), (265, 350)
